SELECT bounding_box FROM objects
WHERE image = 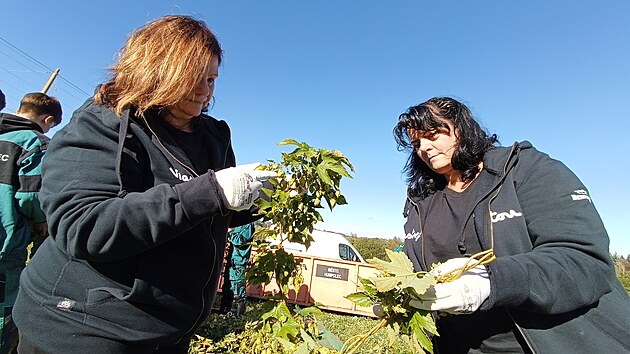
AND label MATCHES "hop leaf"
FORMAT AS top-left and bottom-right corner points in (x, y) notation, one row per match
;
(345, 292), (374, 307)
(409, 311), (438, 354)
(368, 249), (414, 276)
